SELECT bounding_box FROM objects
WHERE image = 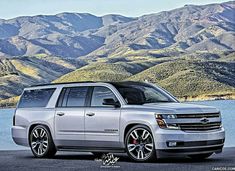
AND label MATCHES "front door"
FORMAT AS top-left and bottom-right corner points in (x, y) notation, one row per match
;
(85, 86), (121, 148)
(55, 86), (88, 147)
